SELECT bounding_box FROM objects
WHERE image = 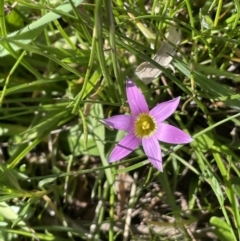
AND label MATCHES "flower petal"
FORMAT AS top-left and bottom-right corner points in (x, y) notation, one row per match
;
(155, 123), (193, 144)
(109, 133), (141, 162)
(142, 137), (162, 171)
(126, 77), (149, 115)
(150, 97), (180, 123)
(103, 115), (134, 131)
